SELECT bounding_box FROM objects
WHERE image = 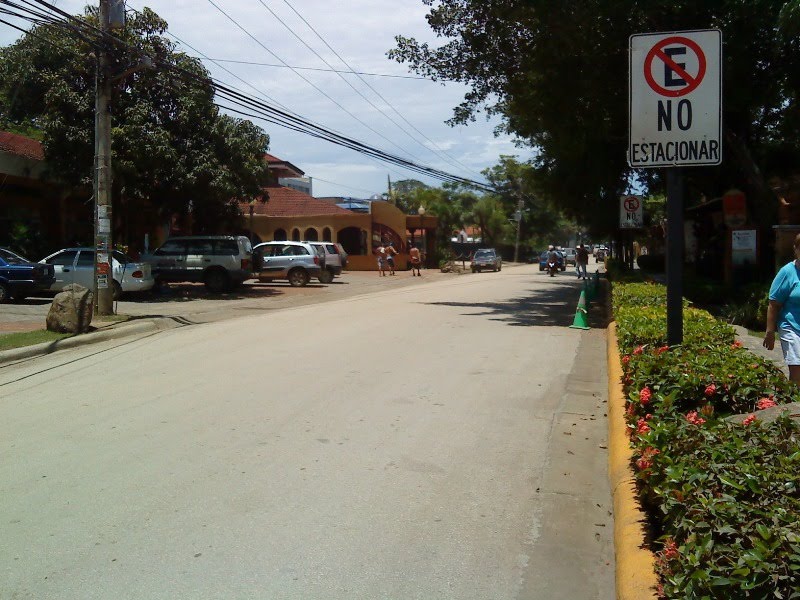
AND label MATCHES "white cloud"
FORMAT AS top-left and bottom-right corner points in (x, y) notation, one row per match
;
(0, 0), (535, 198)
